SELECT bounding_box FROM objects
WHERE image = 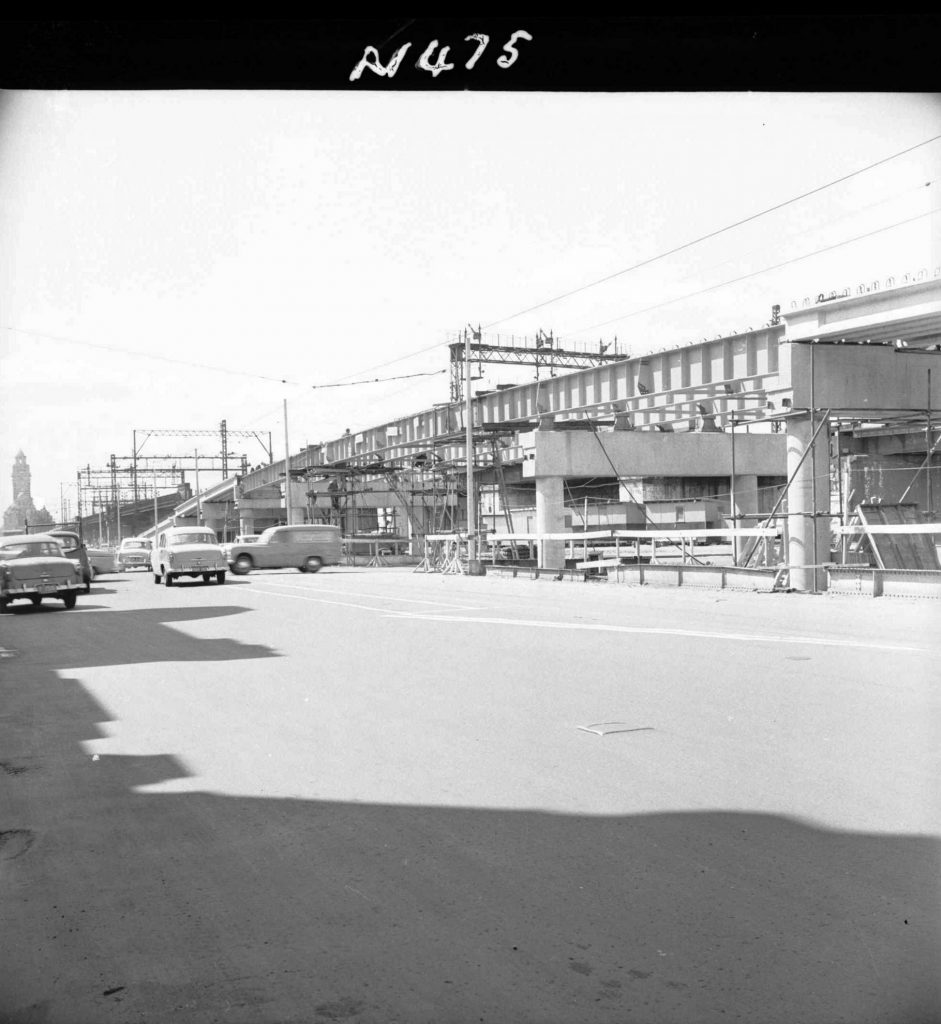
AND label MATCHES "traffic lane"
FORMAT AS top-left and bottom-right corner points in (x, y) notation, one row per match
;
(4, 753), (939, 1019)
(188, 571), (937, 830)
(3, 573), (939, 1022)
(227, 564), (941, 654)
(69, 568), (940, 833)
